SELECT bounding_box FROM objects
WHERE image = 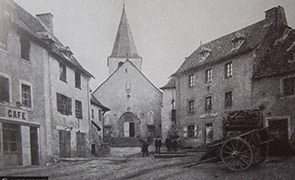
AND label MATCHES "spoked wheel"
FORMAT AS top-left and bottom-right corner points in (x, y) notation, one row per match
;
(220, 137), (254, 171)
